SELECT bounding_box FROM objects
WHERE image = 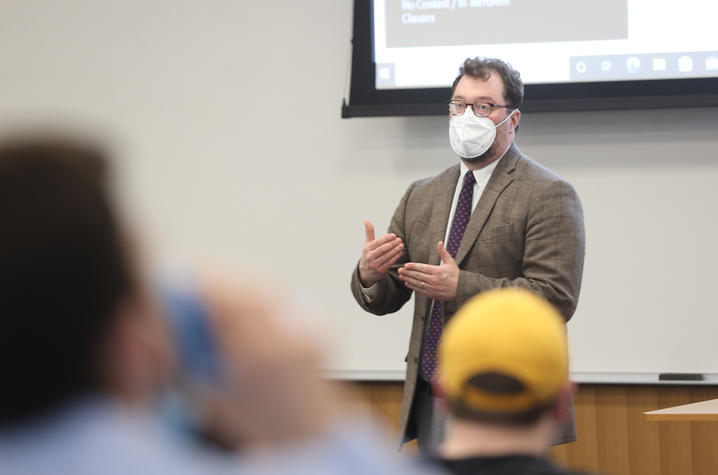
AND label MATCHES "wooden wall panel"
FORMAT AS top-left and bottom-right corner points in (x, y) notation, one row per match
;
(343, 382), (718, 475)
(596, 387), (631, 473)
(626, 388), (661, 475)
(555, 386), (600, 469)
